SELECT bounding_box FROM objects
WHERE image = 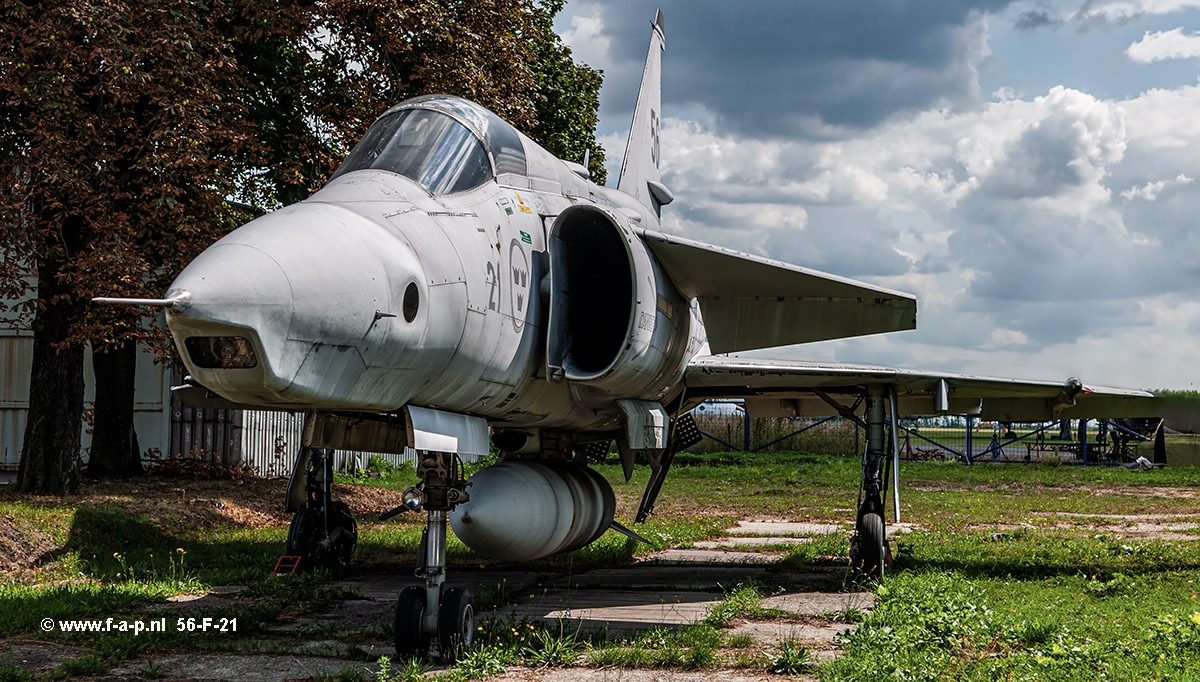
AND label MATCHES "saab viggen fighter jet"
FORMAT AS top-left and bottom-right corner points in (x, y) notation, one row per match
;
(96, 10), (1160, 661)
